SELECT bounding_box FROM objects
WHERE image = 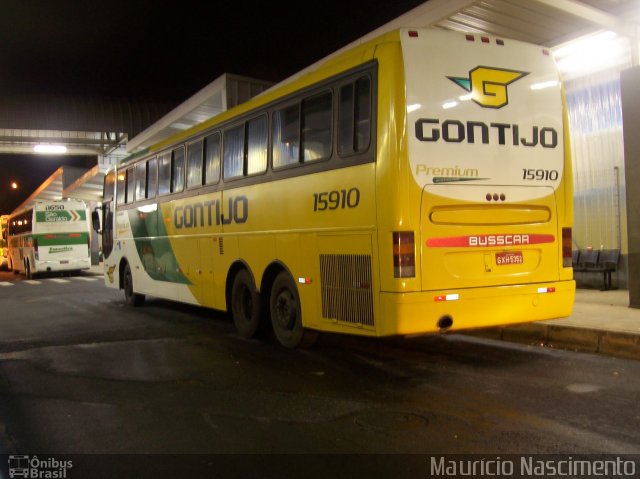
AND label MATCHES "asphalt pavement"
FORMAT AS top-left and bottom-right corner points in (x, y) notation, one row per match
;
(43, 264), (640, 361)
